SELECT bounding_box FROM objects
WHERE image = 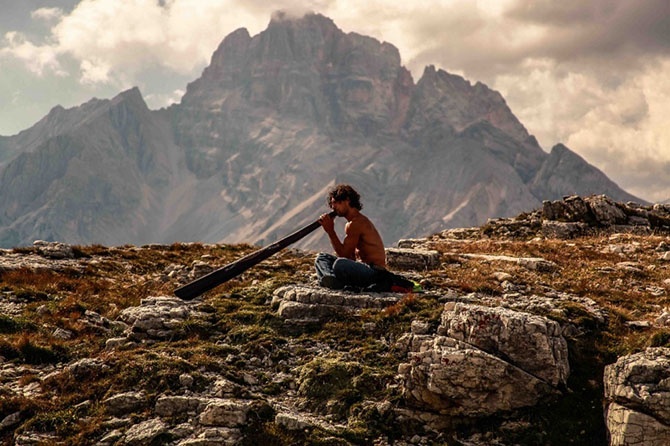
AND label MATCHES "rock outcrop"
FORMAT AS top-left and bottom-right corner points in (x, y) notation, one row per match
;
(272, 285), (401, 325)
(475, 195), (670, 239)
(397, 302), (569, 417)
